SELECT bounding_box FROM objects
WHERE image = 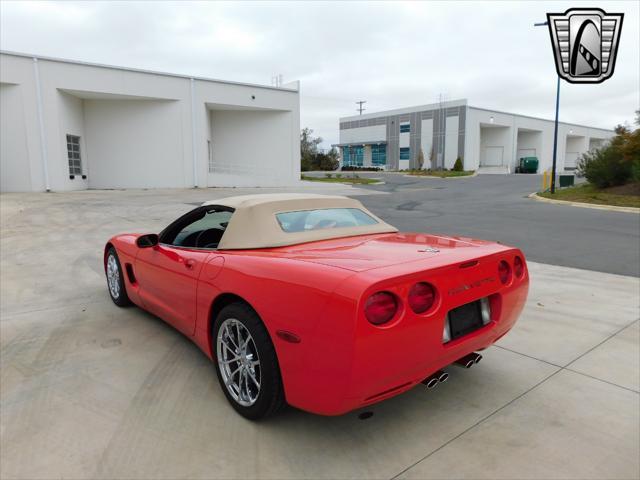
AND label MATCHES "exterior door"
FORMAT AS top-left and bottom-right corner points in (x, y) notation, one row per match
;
(135, 245), (209, 336)
(517, 148), (536, 160)
(481, 146), (504, 166)
(565, 152), (579, 170)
